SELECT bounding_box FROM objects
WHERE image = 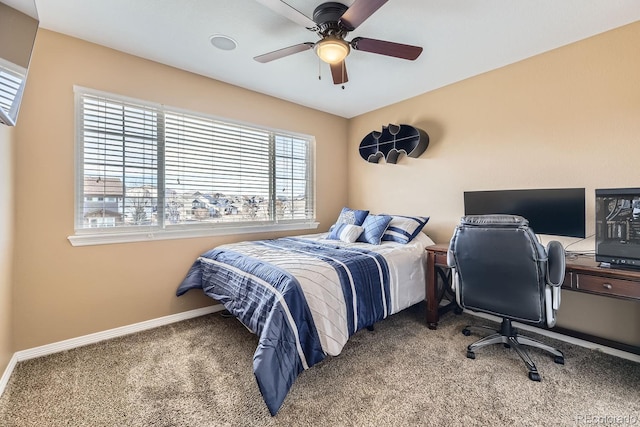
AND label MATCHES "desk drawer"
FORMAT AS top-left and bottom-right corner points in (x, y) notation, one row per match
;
(574, 274), (640, 299)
